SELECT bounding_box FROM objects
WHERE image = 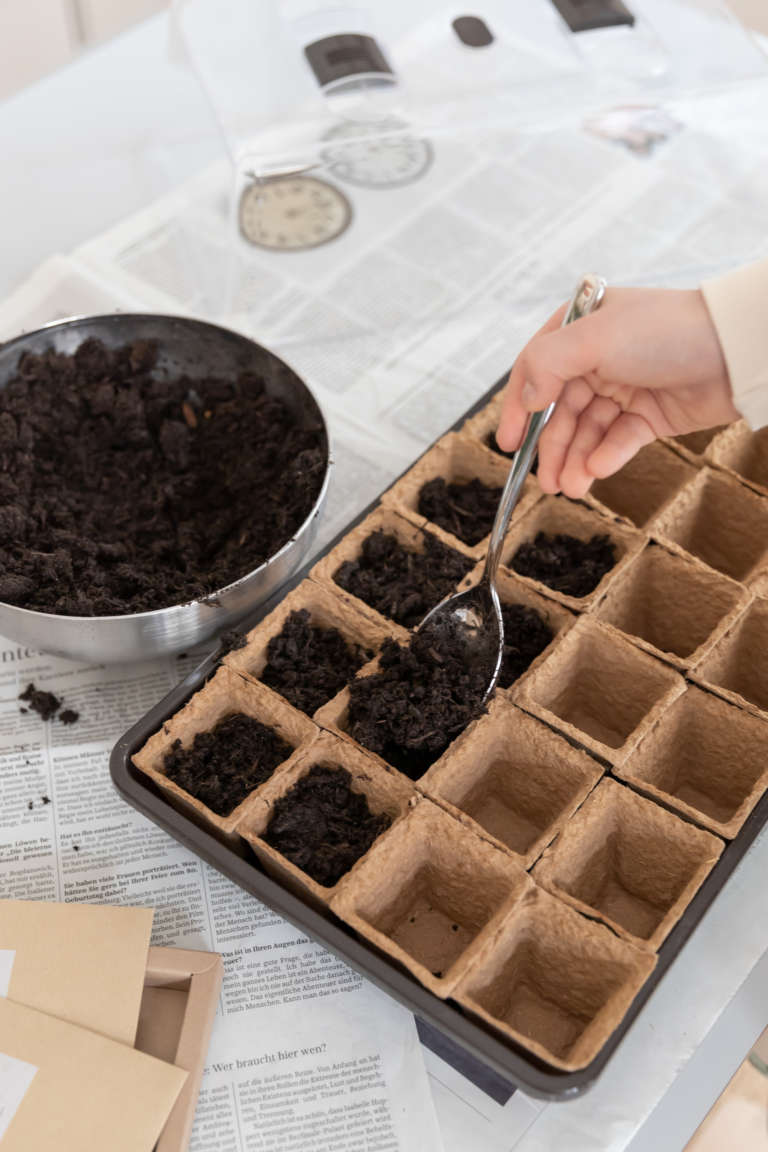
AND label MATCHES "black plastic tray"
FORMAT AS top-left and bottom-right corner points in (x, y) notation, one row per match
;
(110, 378), (768, 1100)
